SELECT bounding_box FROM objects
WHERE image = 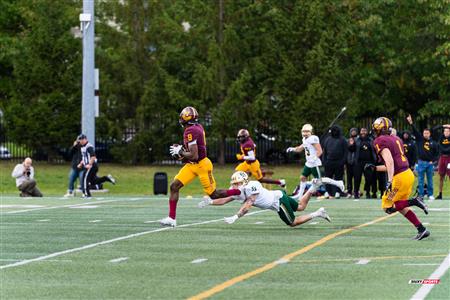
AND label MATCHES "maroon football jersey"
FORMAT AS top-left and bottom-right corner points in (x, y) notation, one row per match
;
(183, 124), (207, 163)
(240, 138), (256, 162)
(374, 135), (409, 175)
